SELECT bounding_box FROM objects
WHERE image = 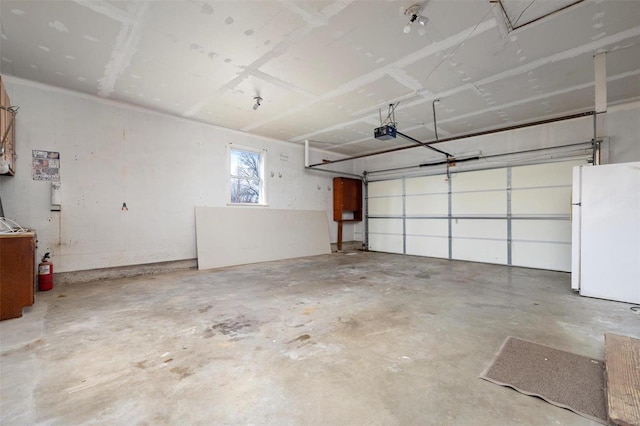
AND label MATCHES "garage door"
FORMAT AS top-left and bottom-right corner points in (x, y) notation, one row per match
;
(367, 159), (587, 271)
